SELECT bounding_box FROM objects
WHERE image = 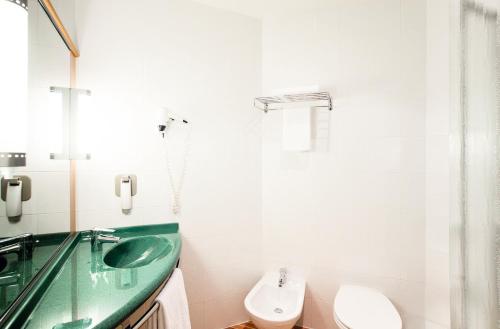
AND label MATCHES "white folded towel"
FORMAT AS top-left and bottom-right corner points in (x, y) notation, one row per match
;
(275, 86), (317, 152)
(157, 268), (192, 329)
(282, 107), (311, 151)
